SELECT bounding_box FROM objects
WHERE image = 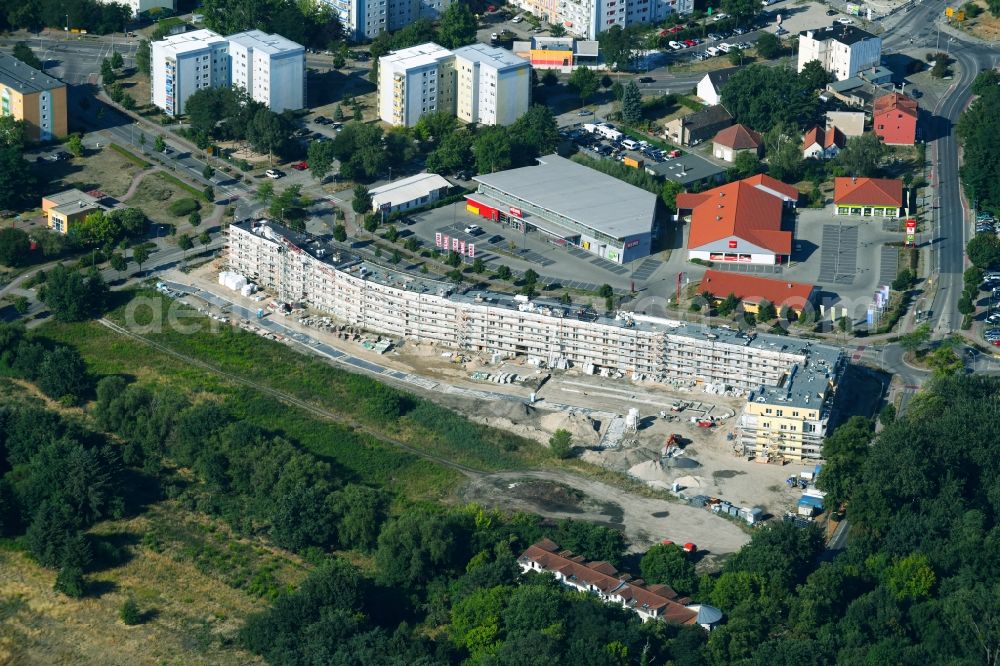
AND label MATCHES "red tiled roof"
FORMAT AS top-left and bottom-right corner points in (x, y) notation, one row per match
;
(700, 270), (815, 307)
(873, 92), (917, 118)
(834, 177), (904, 207)
(802, 125), (845, 151)
(741, 174), (800, 201)
(519, 542), (698, 624)
(712, 123), (762, 150)
(679, 176), (794, 255)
